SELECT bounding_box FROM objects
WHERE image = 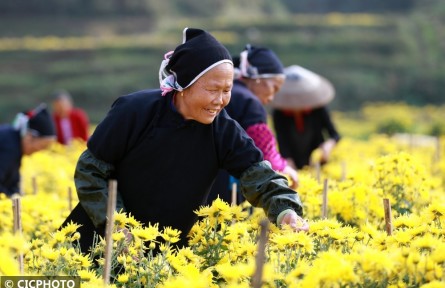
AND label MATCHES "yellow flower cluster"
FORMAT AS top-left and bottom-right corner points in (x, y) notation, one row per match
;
(0, 128), (444, 287)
